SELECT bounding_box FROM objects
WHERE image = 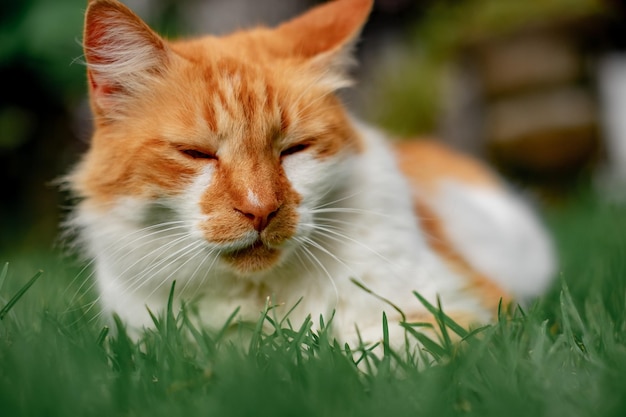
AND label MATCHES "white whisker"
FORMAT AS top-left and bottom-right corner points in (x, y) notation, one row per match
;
(305, 222), (402, 275)
(178, 245), (218, 299)
(294, 238), (339, 309)
(64, 221), (188, 297)
(113, 233), (192, 287)
(123, 238), (202, 295)
(312, 188), (367, 210)
(140, 241), (208, 301)
(76, 231), (195, 317)
(310, 207), (393, 219)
